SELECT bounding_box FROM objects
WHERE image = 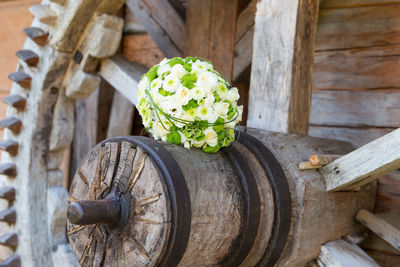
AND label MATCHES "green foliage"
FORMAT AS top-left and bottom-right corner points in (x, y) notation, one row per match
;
(169, 57), (185, 67)
(203, 144), (221, 153)
(167, 131), (181, 145)
(159, 88), (174, 96)
(147, 65), (159, 81)
(182, 99), (199, 111)
(213, 117), (225, 133)
(181, 73), (197, 89)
